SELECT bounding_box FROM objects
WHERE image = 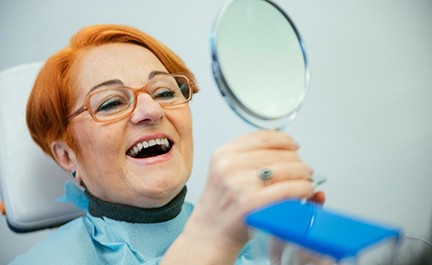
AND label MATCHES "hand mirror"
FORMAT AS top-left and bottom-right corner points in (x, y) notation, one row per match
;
(211, 0), (309, 129)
